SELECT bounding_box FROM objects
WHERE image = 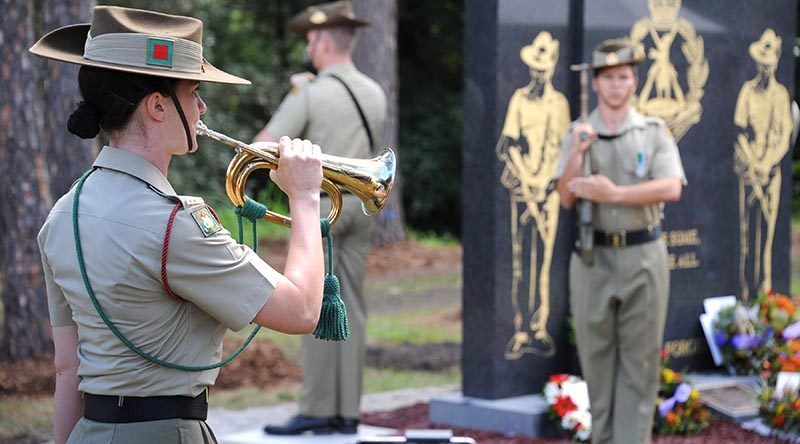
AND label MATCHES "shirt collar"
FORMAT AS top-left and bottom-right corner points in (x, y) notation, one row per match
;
(319, 61), (357, 78)
(92, 146), (177, 197)
(589, 107), (646, 136)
